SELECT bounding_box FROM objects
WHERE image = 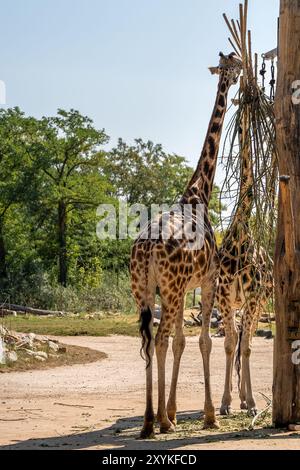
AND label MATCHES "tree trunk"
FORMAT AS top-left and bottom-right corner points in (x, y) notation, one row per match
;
(273, 0), (300, 427)
(58, 200), (67, 287)
(0, 218), (8, 284)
